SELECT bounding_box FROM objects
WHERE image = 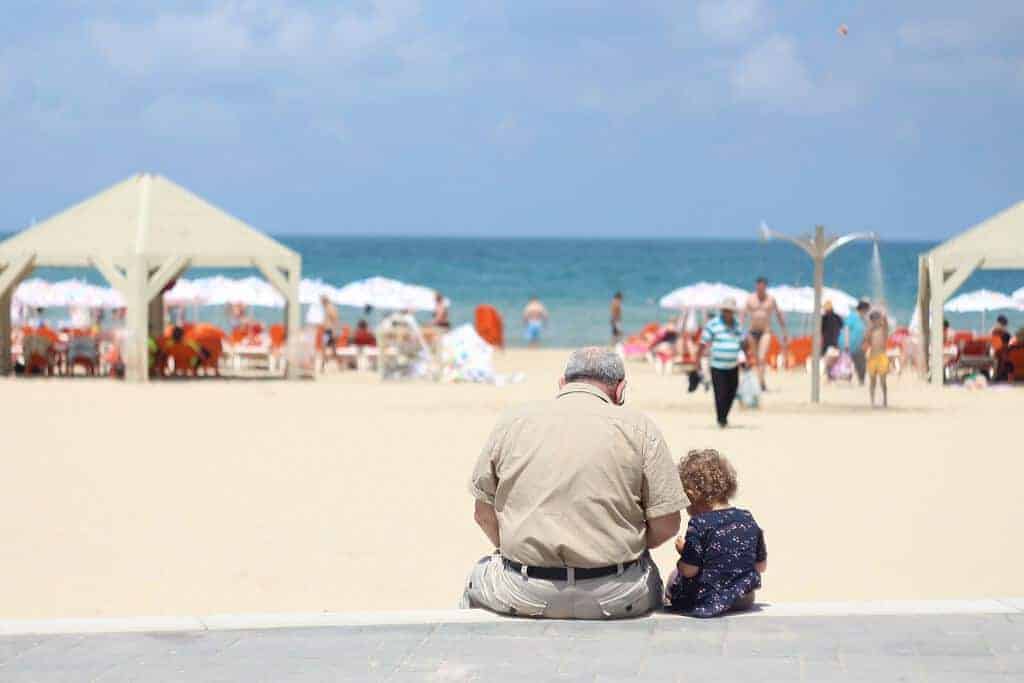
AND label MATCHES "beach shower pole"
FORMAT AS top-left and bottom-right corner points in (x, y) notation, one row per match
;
(759, 224), (878, 403)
